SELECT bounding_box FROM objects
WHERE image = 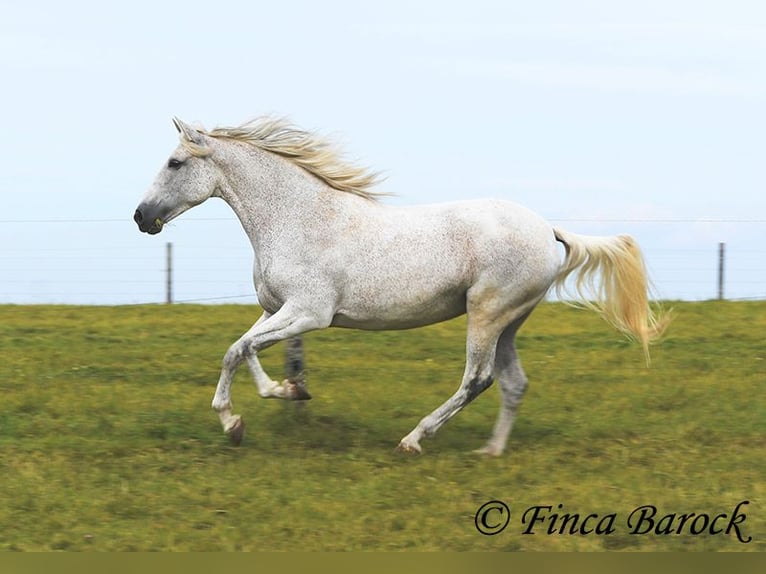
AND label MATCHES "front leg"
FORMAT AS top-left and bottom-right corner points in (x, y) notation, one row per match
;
(211, 305), (328, 445)
(245, 346), (311, 401)
(237, 311), (282, 399)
